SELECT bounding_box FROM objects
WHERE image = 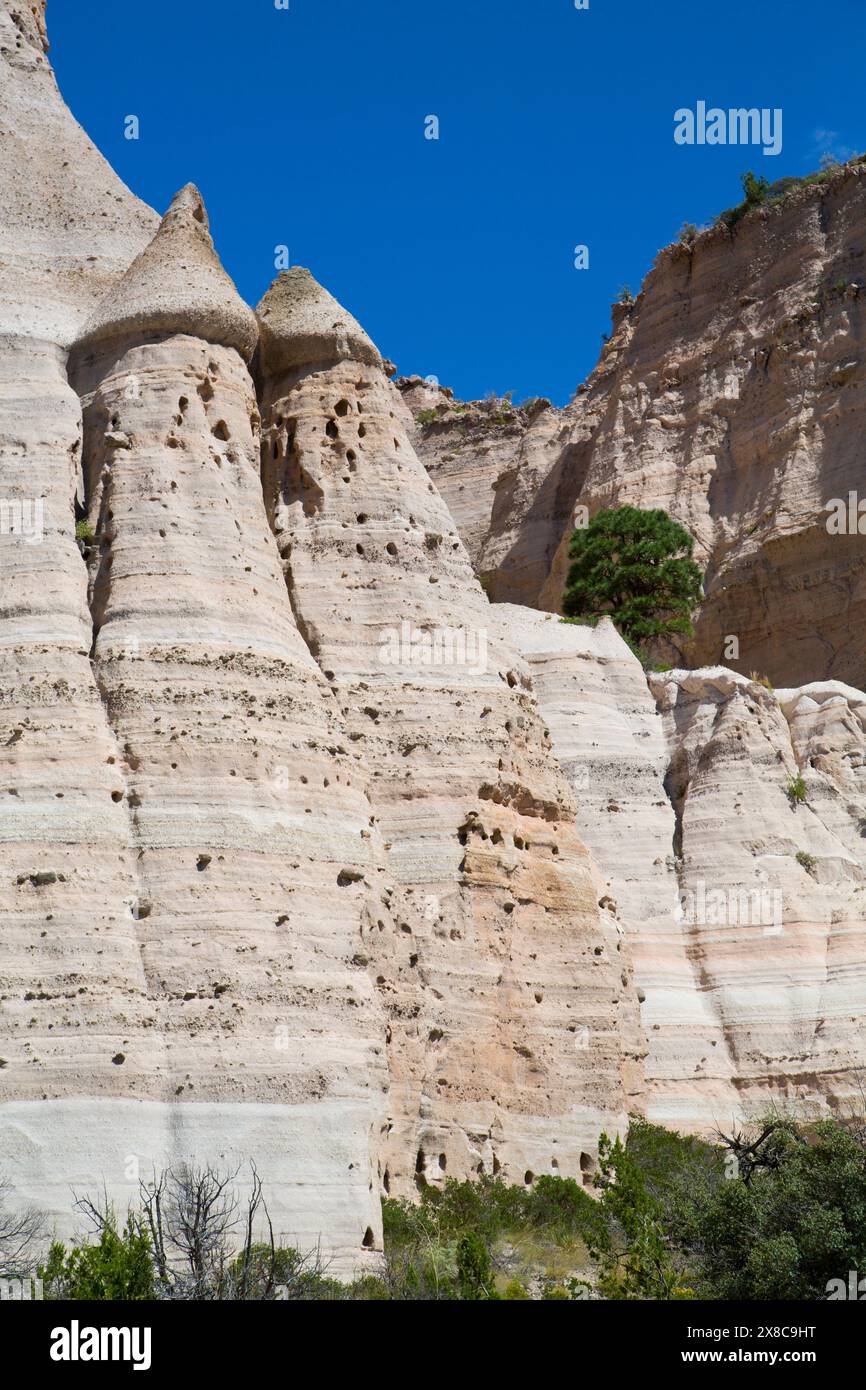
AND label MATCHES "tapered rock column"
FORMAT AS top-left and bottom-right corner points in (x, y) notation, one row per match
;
(67, 191), (387, 1265)
(255, 268), (641, 1195)
(0, 339), (159, 1105)
(0, 0), (168, 1236)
